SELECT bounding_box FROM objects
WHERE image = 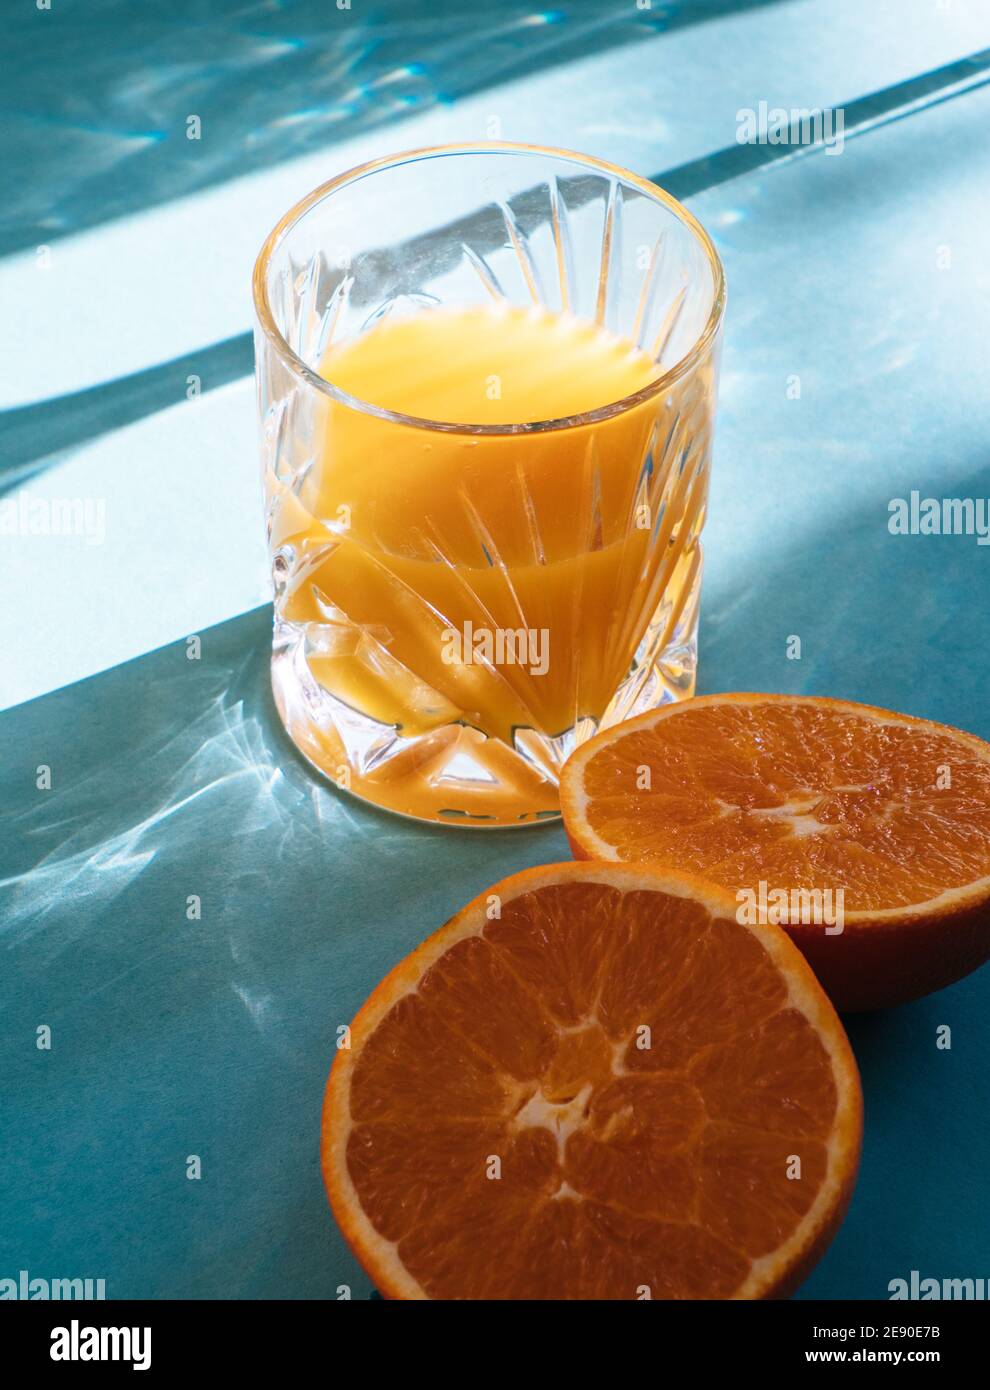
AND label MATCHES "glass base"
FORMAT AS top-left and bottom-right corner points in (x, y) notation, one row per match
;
(270, 568), (702, 829)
